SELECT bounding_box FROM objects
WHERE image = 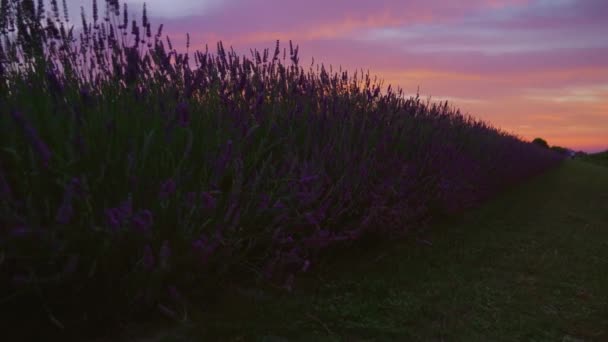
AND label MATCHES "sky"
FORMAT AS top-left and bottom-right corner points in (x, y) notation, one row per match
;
(69, 0), (607, 152)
